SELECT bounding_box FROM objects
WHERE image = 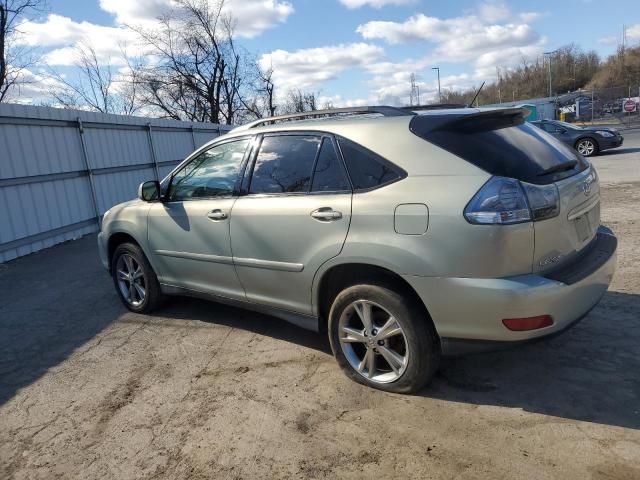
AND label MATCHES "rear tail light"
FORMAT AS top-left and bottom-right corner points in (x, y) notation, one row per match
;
(502, 315), (553, 331)
(521, 182), (559, 221)
(464, 176), (559, 225)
